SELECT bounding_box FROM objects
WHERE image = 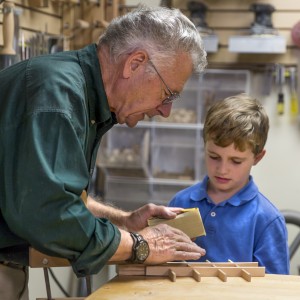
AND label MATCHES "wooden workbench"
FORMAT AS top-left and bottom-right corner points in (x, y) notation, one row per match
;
(86, 274), (300, 300)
